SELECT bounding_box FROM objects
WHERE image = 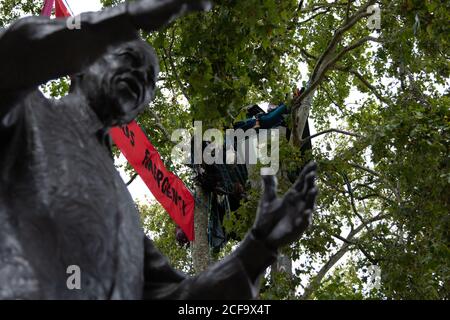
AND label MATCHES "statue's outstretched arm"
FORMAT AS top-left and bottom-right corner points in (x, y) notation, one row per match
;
(143, 234), (276, 300)
(143, 163), (318, 299)
(0, 0), (211, 92)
